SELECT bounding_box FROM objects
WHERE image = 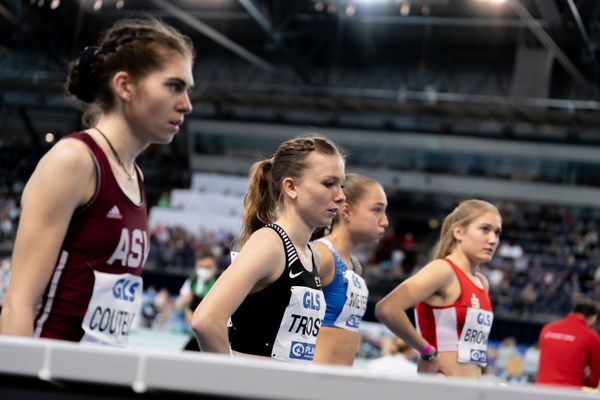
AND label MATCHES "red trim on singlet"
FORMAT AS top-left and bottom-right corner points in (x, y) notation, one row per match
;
(415, 258), (493, 352)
